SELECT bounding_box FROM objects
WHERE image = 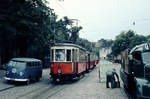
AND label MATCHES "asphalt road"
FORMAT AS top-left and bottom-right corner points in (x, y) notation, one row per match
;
(0, 60), (129, 99)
